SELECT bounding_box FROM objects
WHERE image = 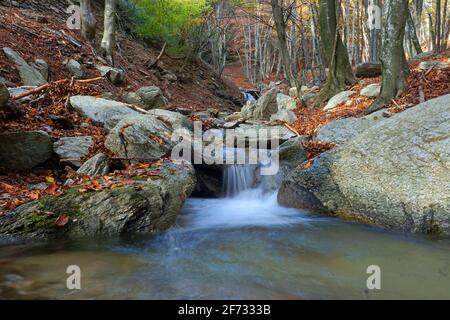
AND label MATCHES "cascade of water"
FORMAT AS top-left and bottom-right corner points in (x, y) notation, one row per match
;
(223, 164), (255, 198)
